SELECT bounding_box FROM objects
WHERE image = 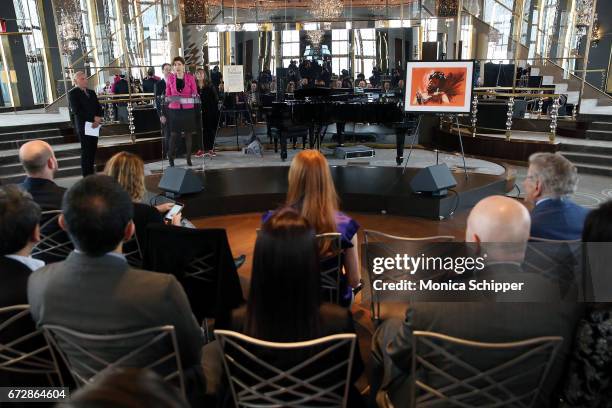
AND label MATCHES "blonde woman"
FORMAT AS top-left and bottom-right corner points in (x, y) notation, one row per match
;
(263, 150), (360, 305)
(104, 152), (182, 248)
